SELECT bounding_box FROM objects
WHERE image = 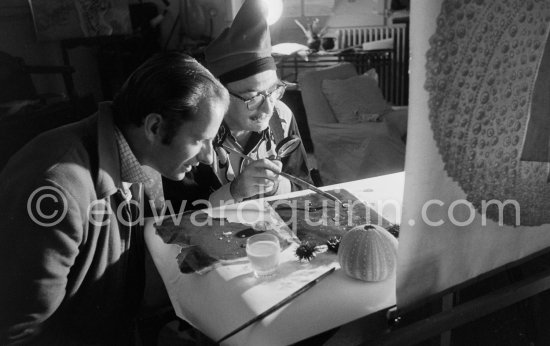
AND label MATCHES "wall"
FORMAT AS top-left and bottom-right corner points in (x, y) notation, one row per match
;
(0, 0), (230, 101)
(0, 0), (388, 101)
(0, 0), (101, 100)
(328, 0), (385, 27)
(271, 0), (385, 46)
(223, 0), (385, 46)
(155, 0), (229, 50)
